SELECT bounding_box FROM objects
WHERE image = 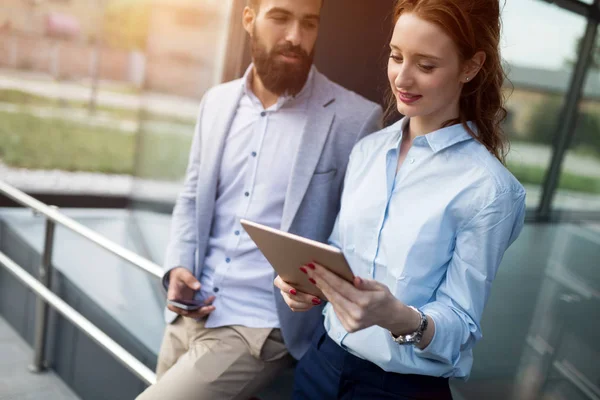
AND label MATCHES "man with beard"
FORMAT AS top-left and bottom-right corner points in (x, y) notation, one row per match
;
(136, 0), (382, 399)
